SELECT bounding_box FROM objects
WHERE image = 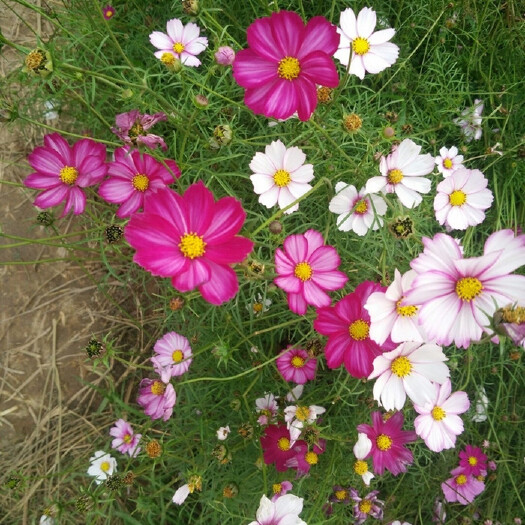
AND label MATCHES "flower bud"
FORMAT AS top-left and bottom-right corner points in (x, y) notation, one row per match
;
(214, 46), (235, 66)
